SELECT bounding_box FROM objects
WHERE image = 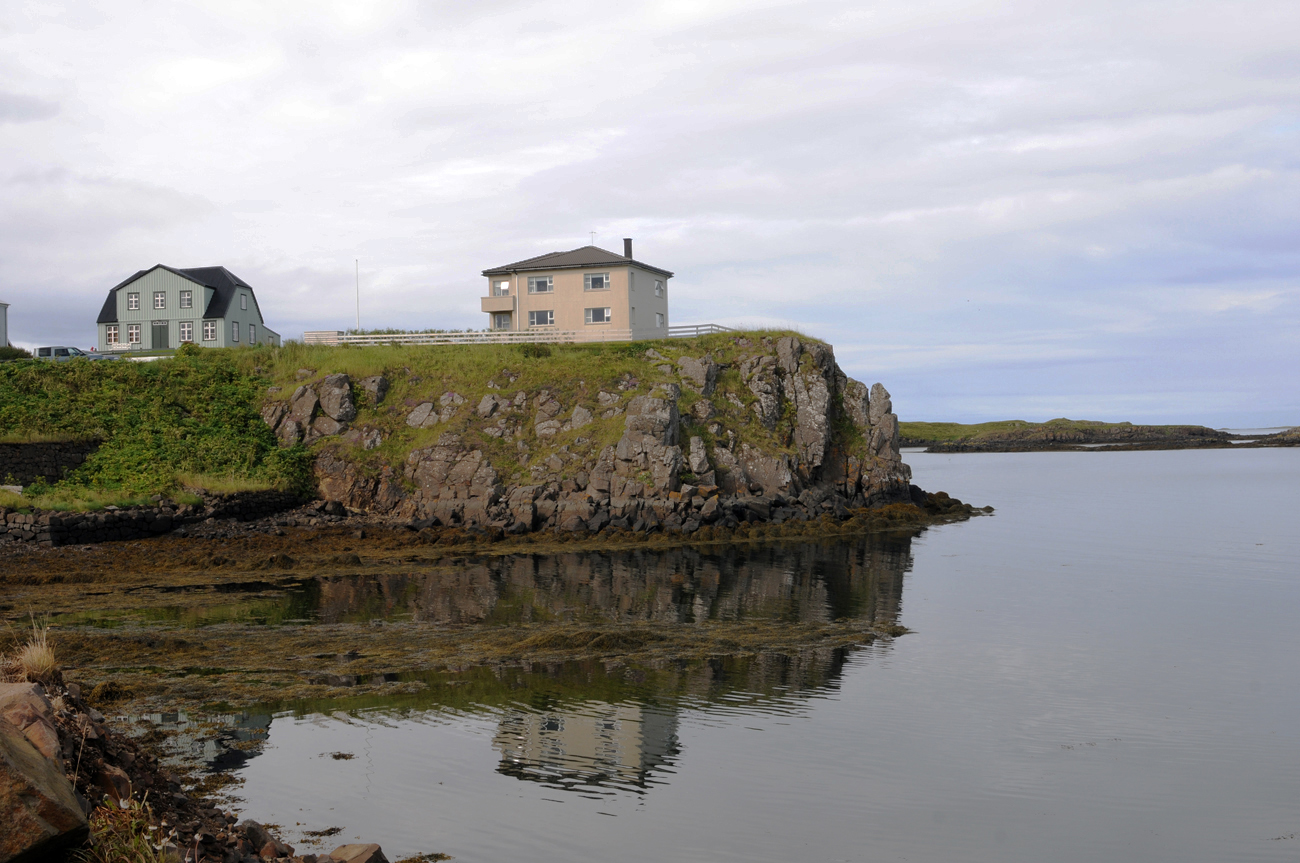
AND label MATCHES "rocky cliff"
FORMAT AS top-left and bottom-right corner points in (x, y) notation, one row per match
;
(260, 334), (912, 534)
